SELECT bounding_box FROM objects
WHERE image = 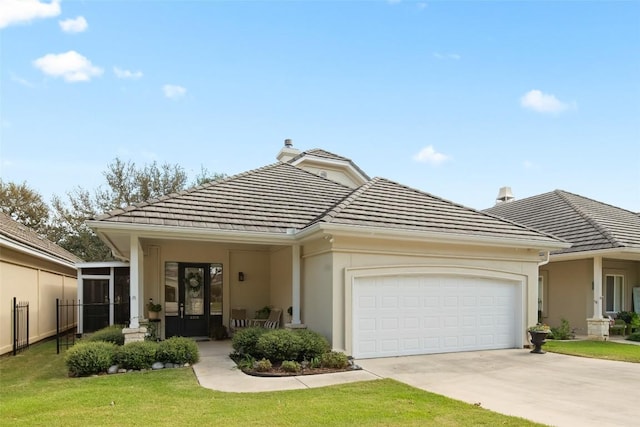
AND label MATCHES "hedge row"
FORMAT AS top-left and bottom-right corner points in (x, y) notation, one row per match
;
(232, 327), (332, 363)
(65, 336), (199, 376)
